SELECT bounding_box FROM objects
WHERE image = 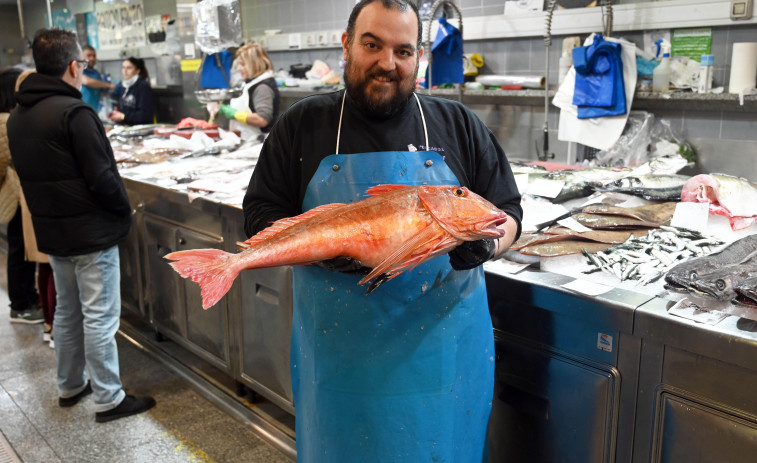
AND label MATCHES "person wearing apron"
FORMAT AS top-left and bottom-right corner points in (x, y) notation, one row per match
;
(242, 2), (522, 461)
(290, 91), (496, 462)
(218, 44), (280, 141)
